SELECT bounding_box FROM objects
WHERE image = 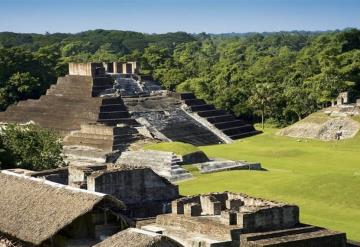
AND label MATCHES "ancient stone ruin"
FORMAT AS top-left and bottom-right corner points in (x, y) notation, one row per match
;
(141, 192), (347, 247)
(279, 91), (360, 141)
(0, 62), (261, 172)
(0, 62), (356, 246)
